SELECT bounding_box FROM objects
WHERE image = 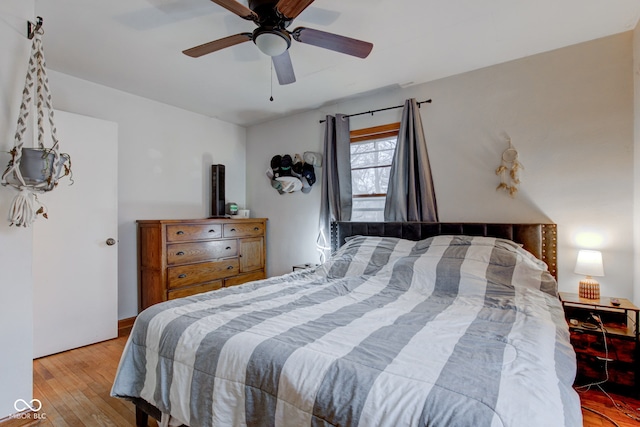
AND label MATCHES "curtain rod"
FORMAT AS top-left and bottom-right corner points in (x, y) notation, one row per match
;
(318, 99), (432, 124)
